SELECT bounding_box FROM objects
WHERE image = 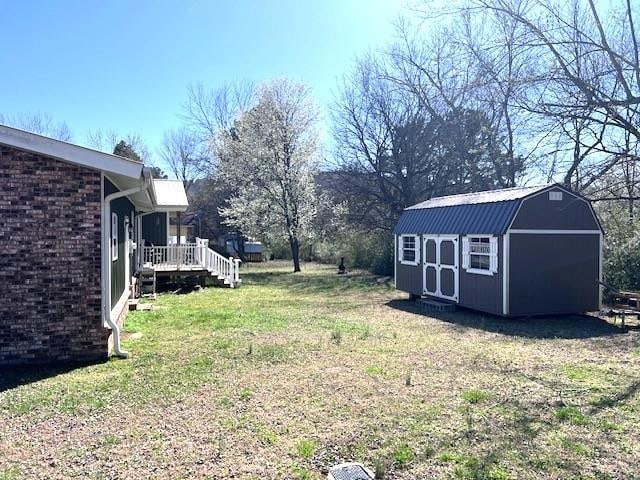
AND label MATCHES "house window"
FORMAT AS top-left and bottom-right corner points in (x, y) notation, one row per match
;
(462, 236), (497, 275)
(399, 234), (420, 265)
(549, 191), (563, 201)
(111, 212), (118, 262)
